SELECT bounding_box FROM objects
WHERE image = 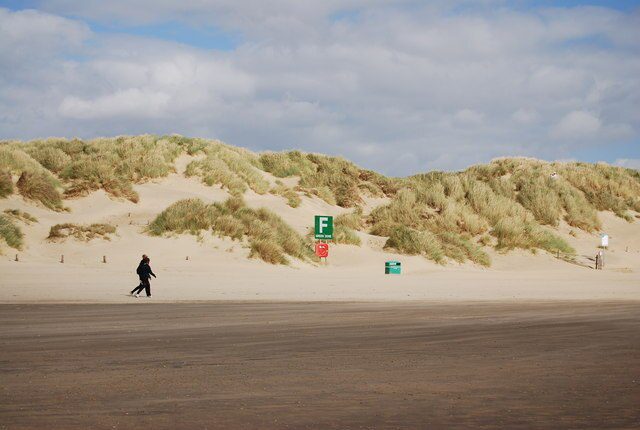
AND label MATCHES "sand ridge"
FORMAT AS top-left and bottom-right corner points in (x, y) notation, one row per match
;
(1, 172), (639, 303)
